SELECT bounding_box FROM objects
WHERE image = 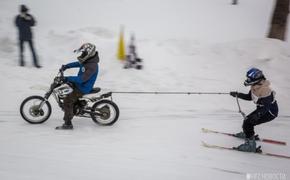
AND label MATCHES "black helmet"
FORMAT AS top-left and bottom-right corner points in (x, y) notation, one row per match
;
(74, 43), (96, 64)
(20, 5), (29, 13)
(244, 68), (265, 86)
